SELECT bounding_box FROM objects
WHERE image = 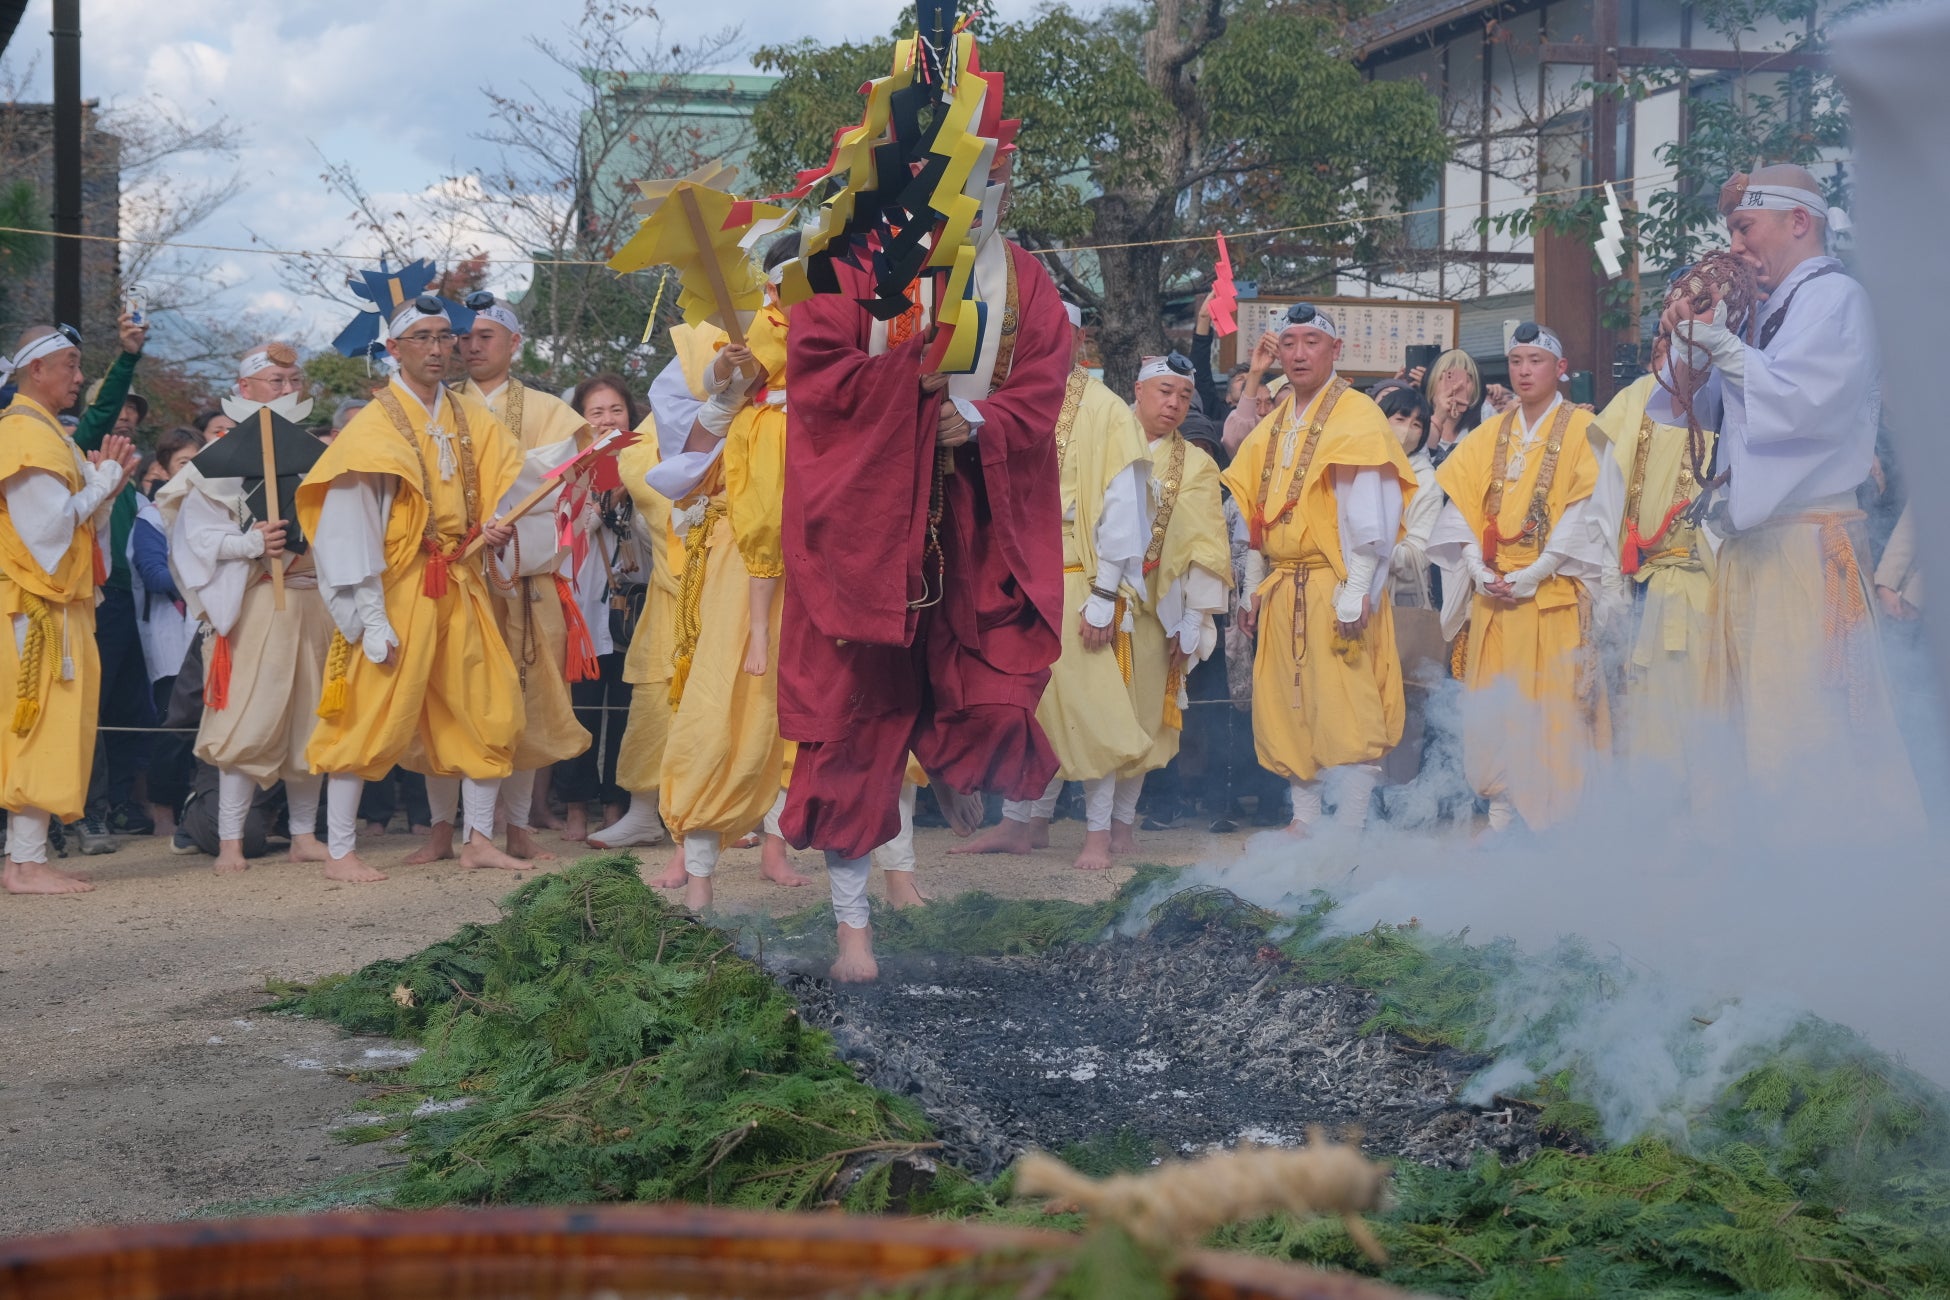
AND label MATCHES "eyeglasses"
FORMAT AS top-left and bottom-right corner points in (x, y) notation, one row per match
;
(1283, 302), (1319, 327)
(397, 331), (456, 348)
